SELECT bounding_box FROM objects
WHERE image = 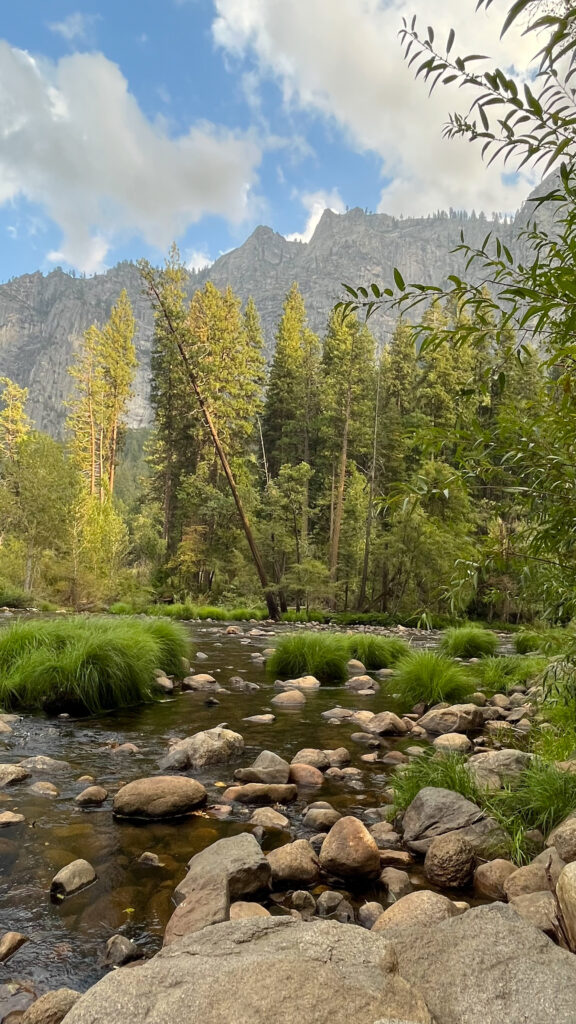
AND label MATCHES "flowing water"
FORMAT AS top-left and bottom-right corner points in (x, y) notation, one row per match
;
(0, 621), (440, 1006)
